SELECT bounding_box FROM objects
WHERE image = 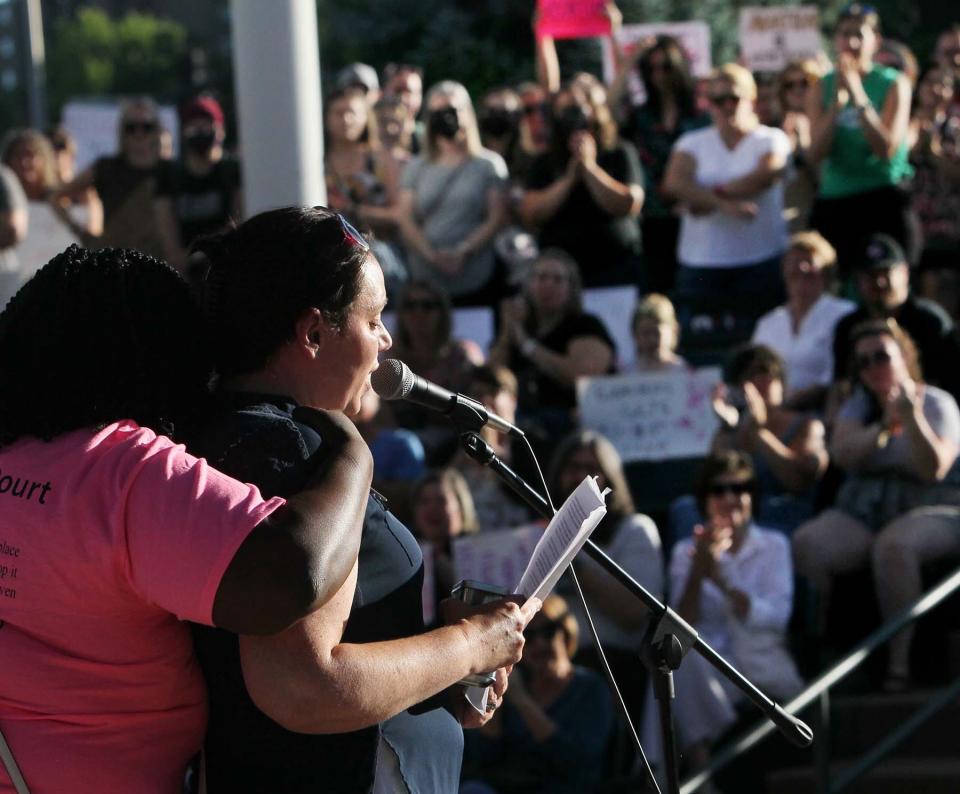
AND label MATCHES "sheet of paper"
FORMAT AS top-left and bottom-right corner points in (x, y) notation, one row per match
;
(464, 685), (489, 714)
(516, 476), (609, 603)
